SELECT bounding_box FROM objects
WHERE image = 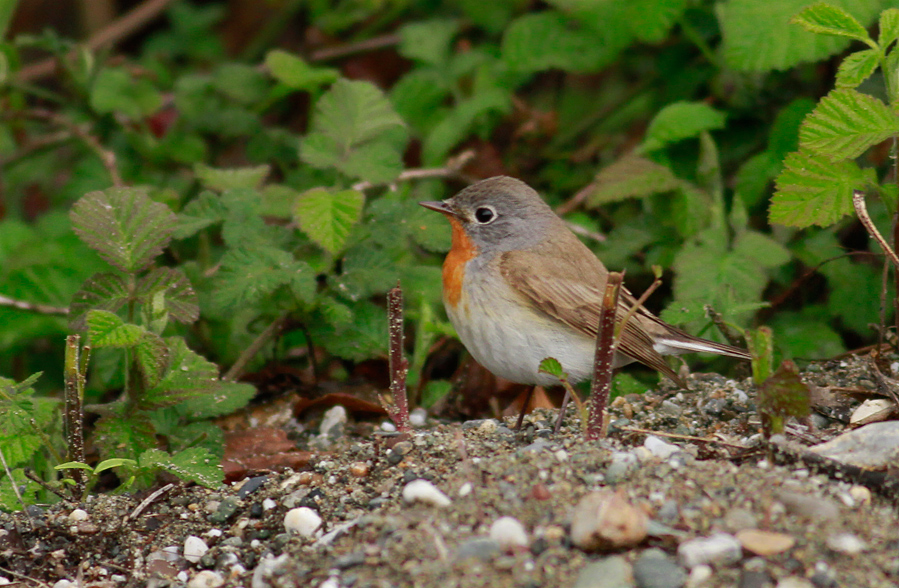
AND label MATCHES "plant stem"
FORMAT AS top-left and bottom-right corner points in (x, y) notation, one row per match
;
(854, 190), (899, 269)
(64, 335), (87, 498)
(0, 294), (69, 316)
(586, 272), (623, 440)
(223, 312), (290, 382)
(384, 284), (411, 433)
